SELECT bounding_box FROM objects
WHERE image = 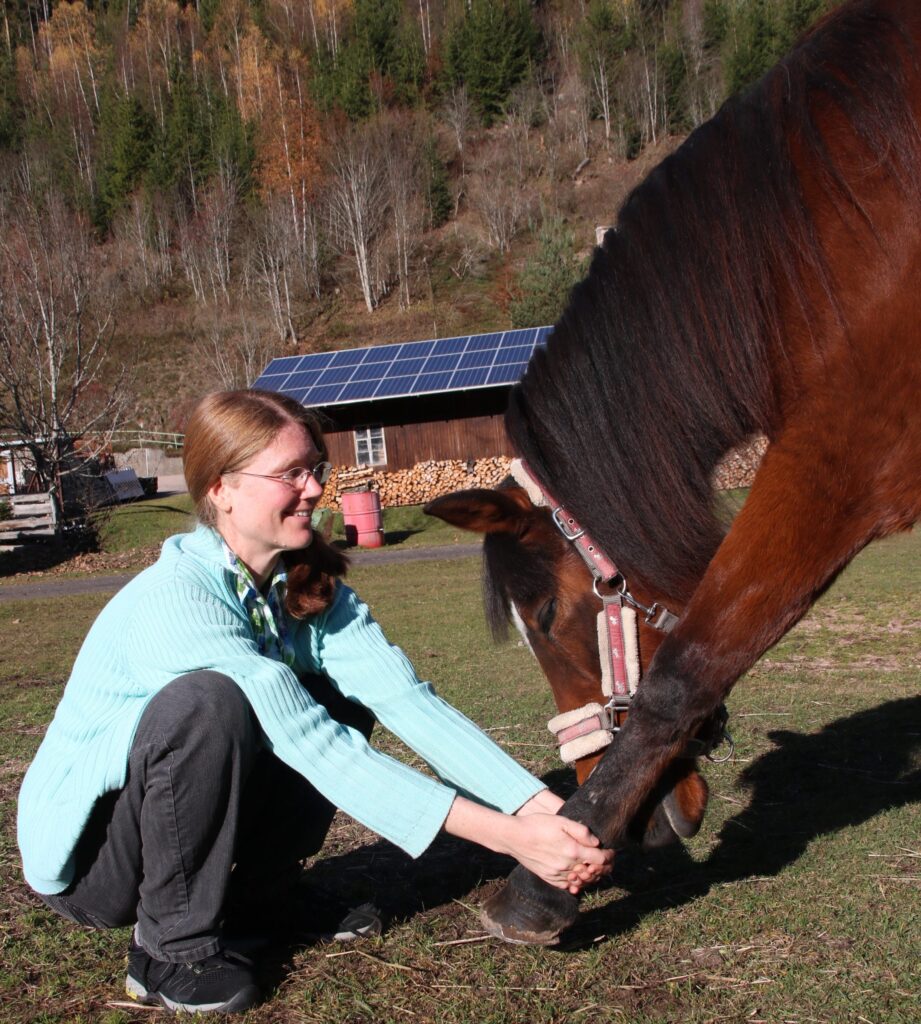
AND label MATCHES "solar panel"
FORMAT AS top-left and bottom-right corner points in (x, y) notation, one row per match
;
(250, 326), (553, 408)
